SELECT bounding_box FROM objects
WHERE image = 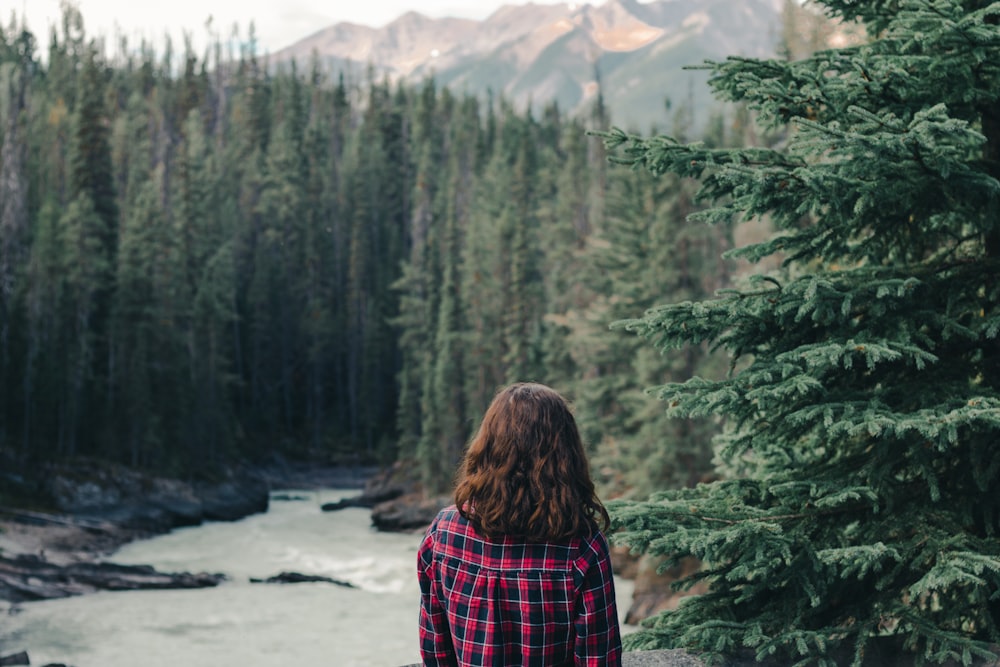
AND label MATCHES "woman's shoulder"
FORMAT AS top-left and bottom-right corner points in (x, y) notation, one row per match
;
(429, 504), (466, 532)
(572, 529), (612, 568)
(426, 505), (487, 554)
